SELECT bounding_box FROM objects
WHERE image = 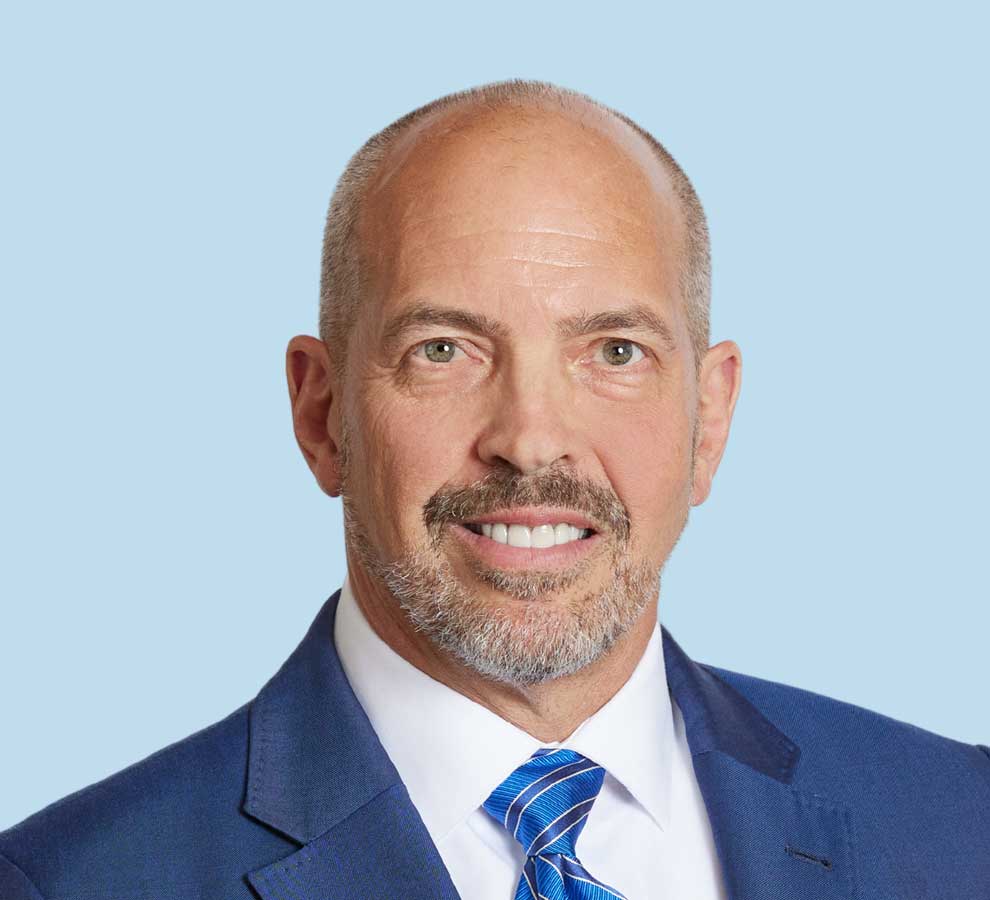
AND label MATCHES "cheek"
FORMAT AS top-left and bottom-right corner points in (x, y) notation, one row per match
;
(594, 401), (694, 548)
(353, 392), (473, 545)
